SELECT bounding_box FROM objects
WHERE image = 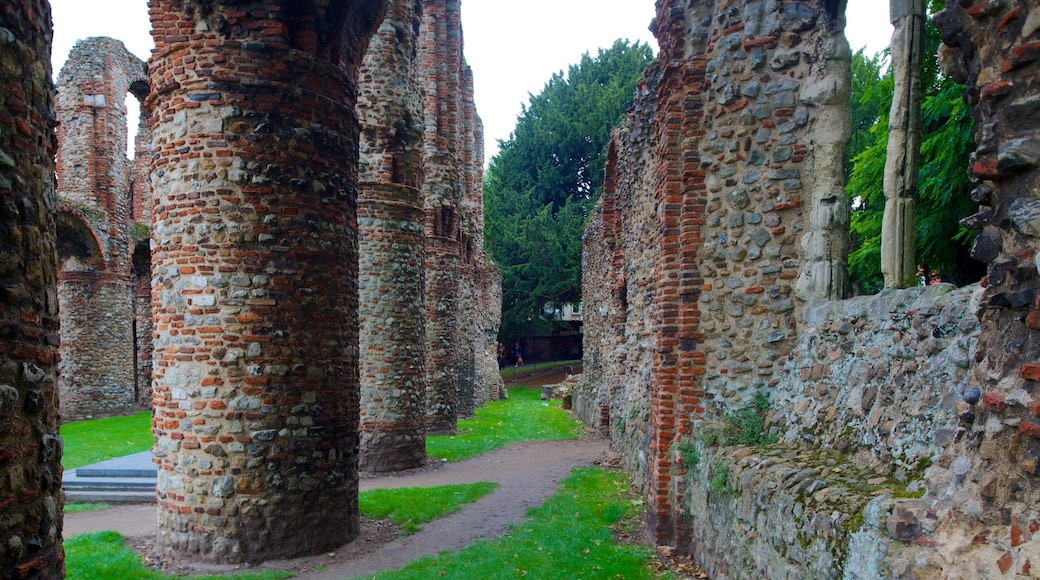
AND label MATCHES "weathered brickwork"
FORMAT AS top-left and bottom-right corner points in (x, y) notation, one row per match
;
(358, 0), (428, 473)
(0, 1), (65, 576)
(147, 0), (385, 563)
(582, 0), (851, 549)
(456, 64), (503, 414)
(54, 38), (150, 420)
(419, 0), (502, 434)
(581, 0), (1040, 576)
(357, 0), (501, 468)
